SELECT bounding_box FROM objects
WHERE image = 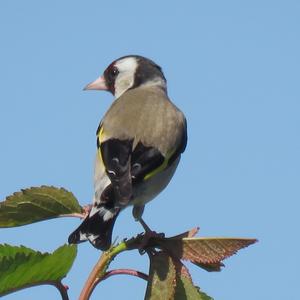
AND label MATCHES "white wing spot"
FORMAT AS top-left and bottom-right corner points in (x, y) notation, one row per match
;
(103, 209), (115, 222)
(108, 170), (116, 176)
